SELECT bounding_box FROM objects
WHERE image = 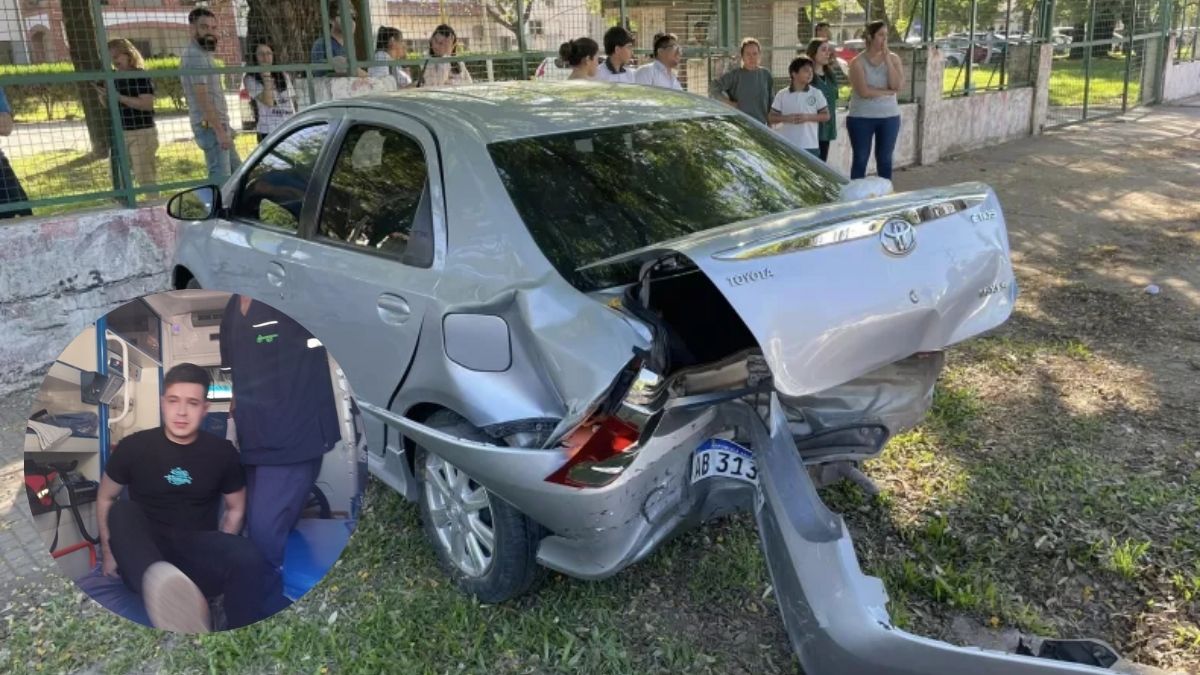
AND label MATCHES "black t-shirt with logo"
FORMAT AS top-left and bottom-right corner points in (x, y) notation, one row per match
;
(105, 428), (244, 531)
(114, 72), (155, 131)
